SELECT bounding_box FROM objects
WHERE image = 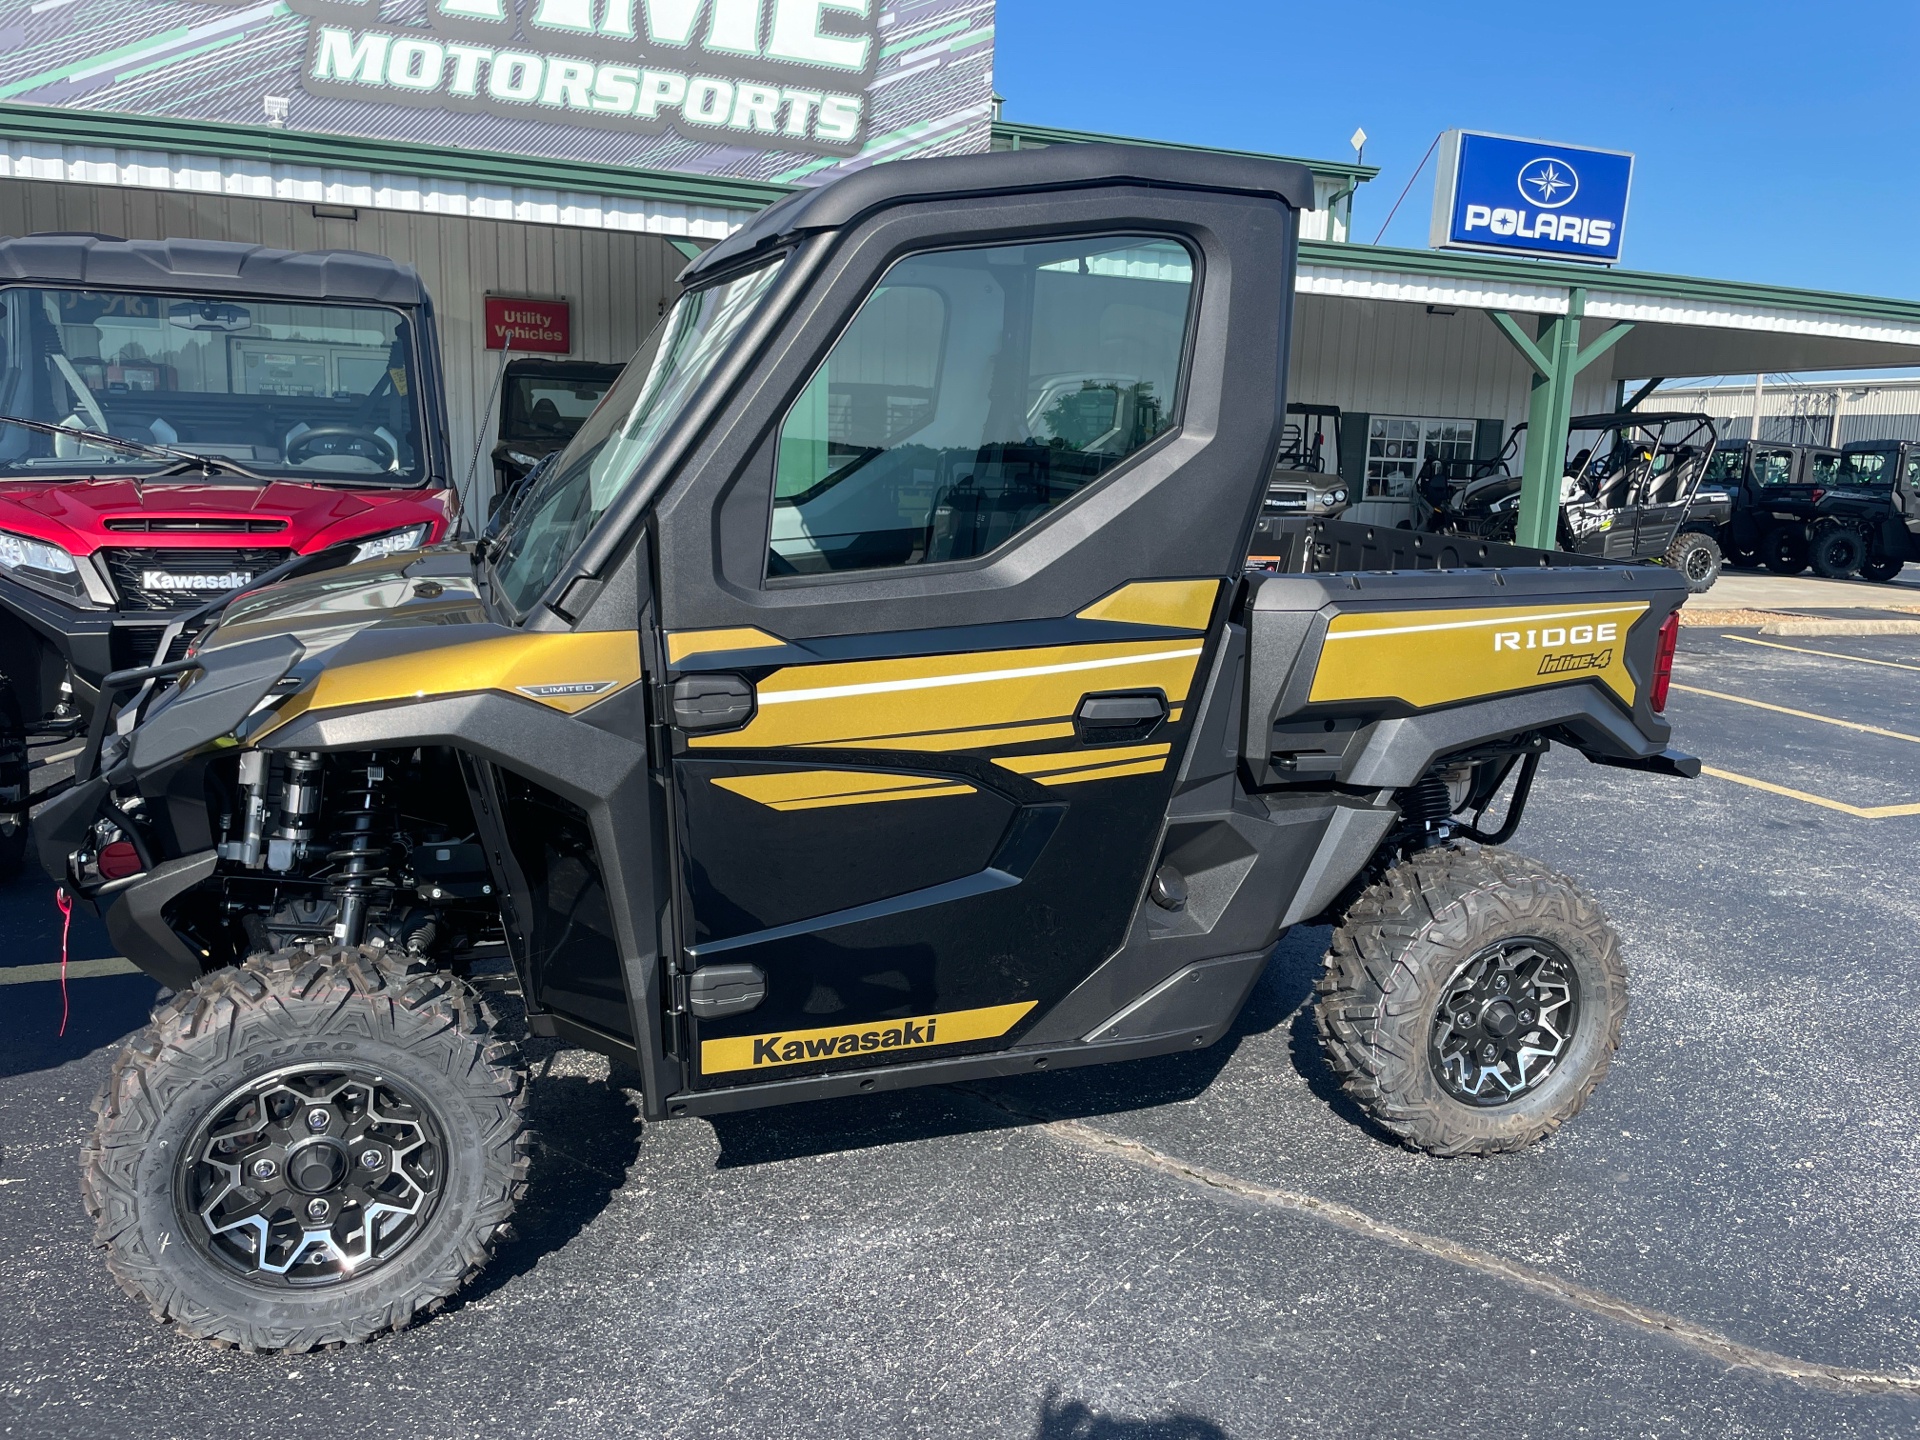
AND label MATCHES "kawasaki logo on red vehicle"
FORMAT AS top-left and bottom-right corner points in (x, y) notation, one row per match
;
(141, 569), (254, 591)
